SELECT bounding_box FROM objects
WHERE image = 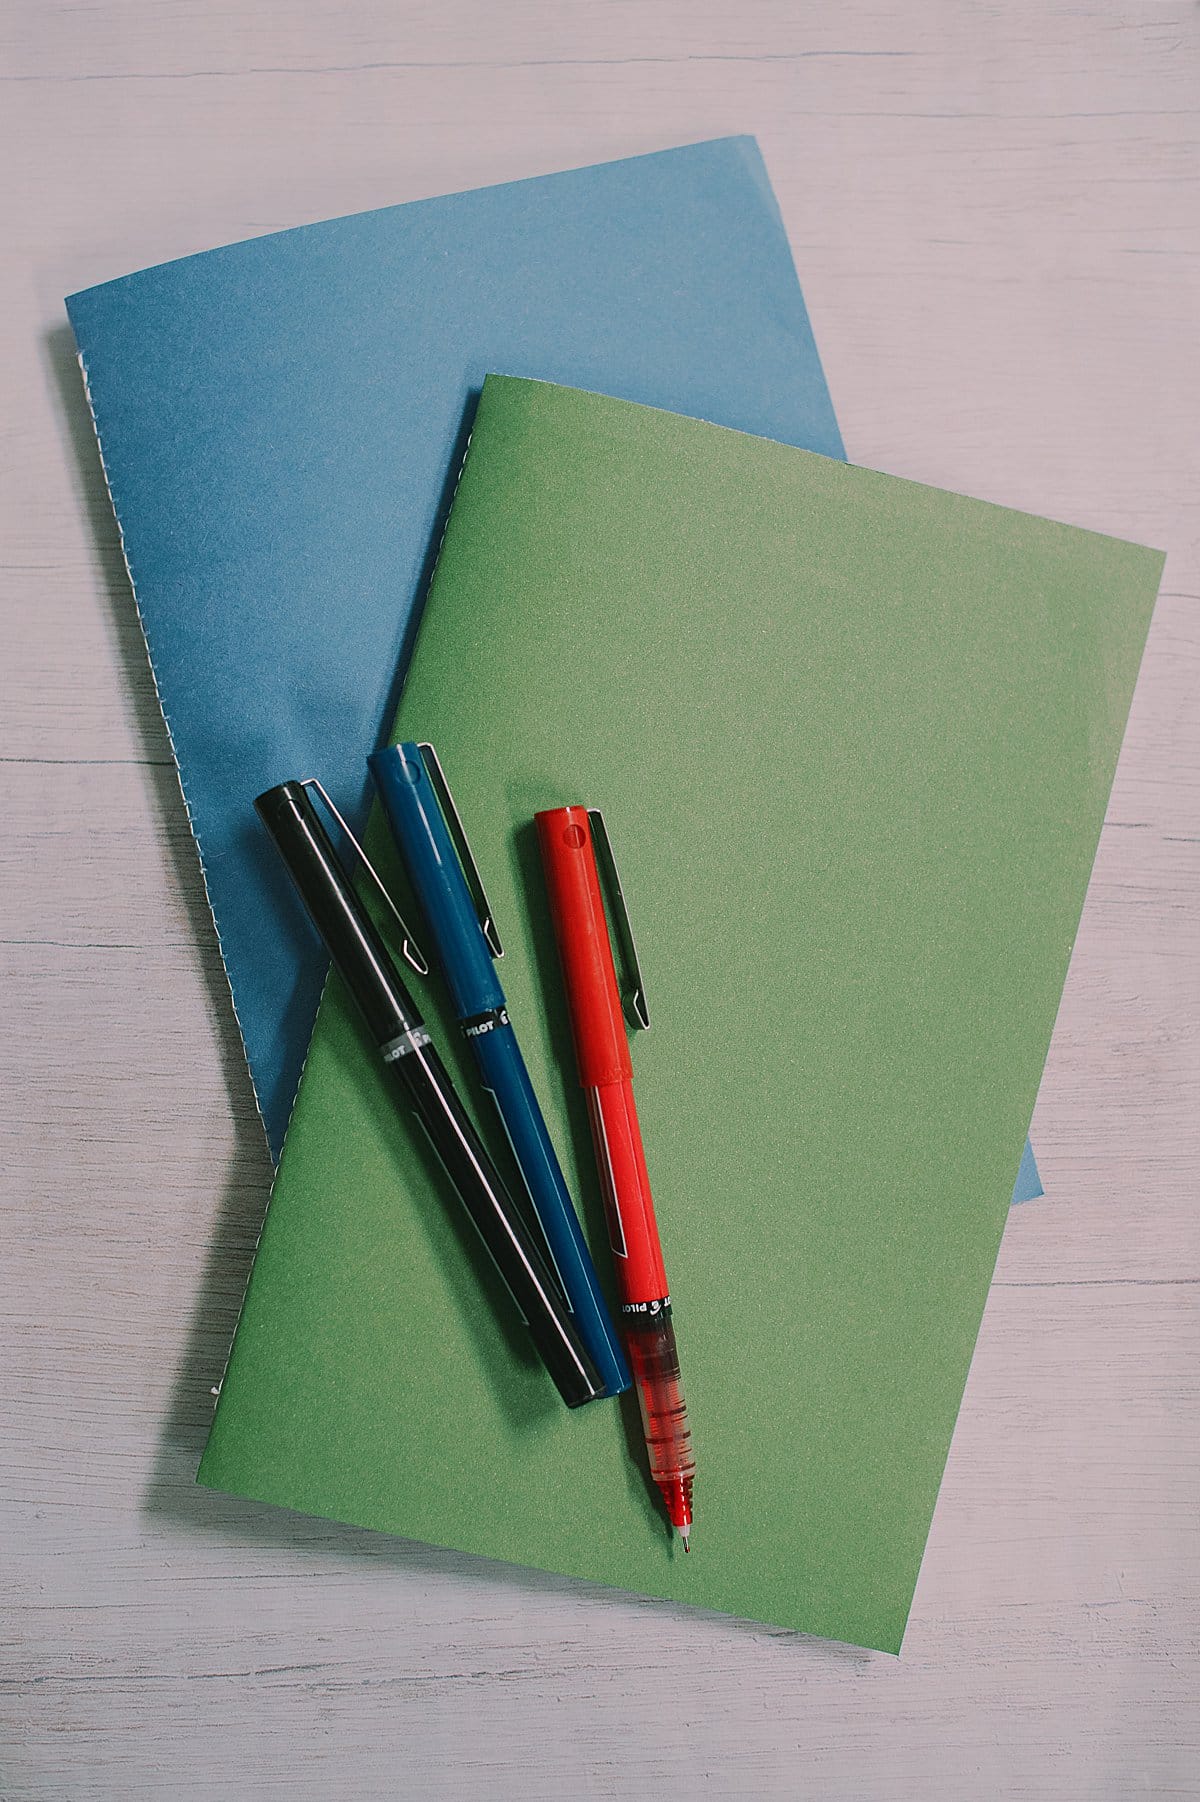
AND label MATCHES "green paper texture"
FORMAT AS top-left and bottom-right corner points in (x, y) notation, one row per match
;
(198, 378), (1162, 1650)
